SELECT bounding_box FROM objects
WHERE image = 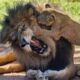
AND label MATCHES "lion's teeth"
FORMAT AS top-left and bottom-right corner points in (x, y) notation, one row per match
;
(43, 45), (46, 48)
(40, 48), (44, 53)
